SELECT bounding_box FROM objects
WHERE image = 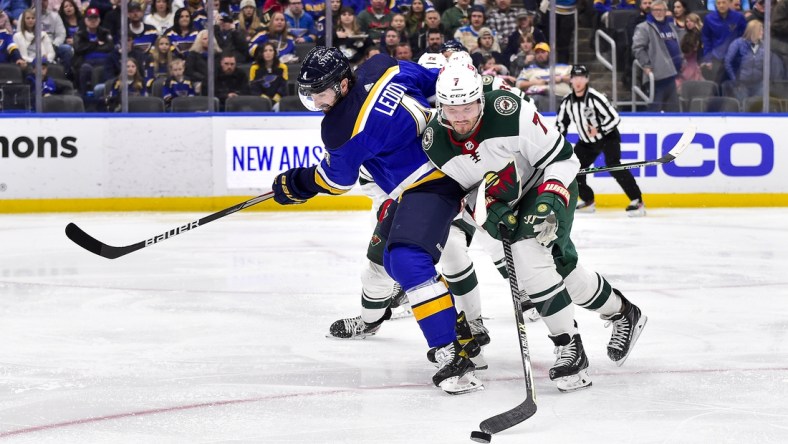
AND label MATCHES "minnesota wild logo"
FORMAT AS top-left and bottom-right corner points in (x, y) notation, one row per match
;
(493, 96), (518, 116)
(483, 161), (520, 203)
(370, 234), (382, 246)
(422, 127), (434, 150)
